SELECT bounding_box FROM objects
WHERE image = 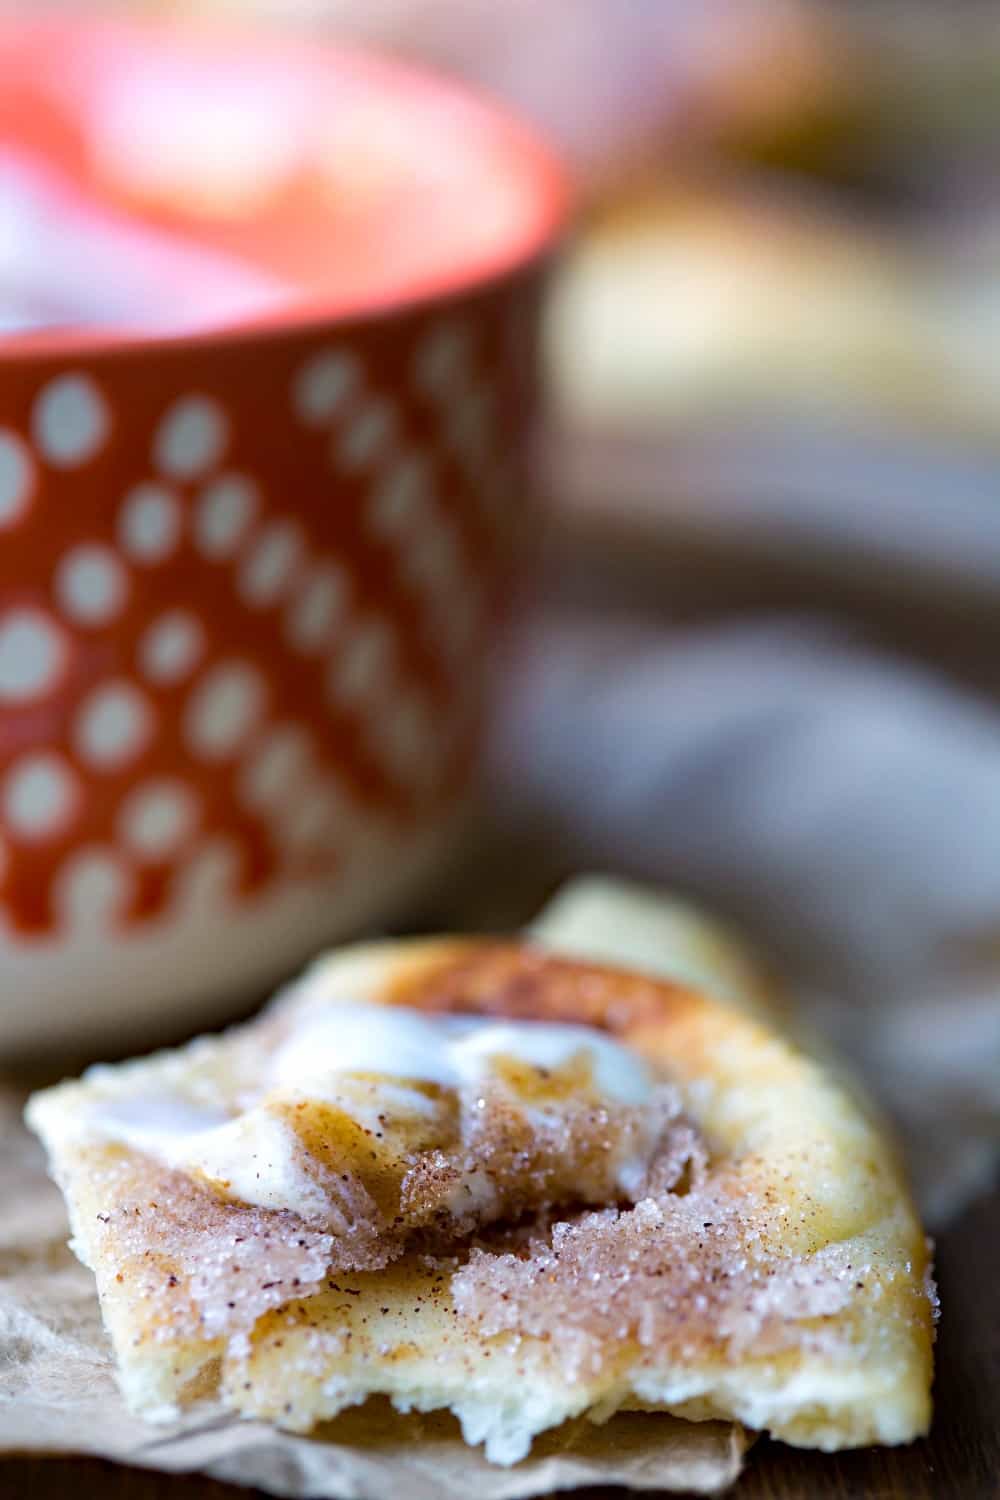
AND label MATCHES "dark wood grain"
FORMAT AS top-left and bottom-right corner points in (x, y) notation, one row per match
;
(4, 1181), (996, 1500)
